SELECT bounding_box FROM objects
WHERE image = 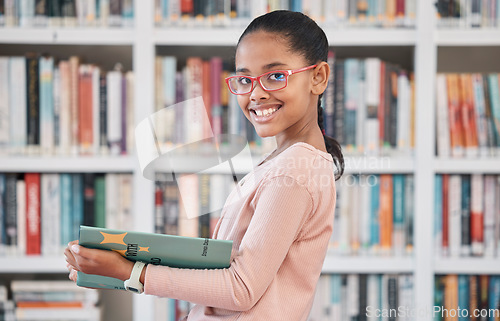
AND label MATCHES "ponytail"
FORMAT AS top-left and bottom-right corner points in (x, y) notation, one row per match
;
(317, 96), (344, 180)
